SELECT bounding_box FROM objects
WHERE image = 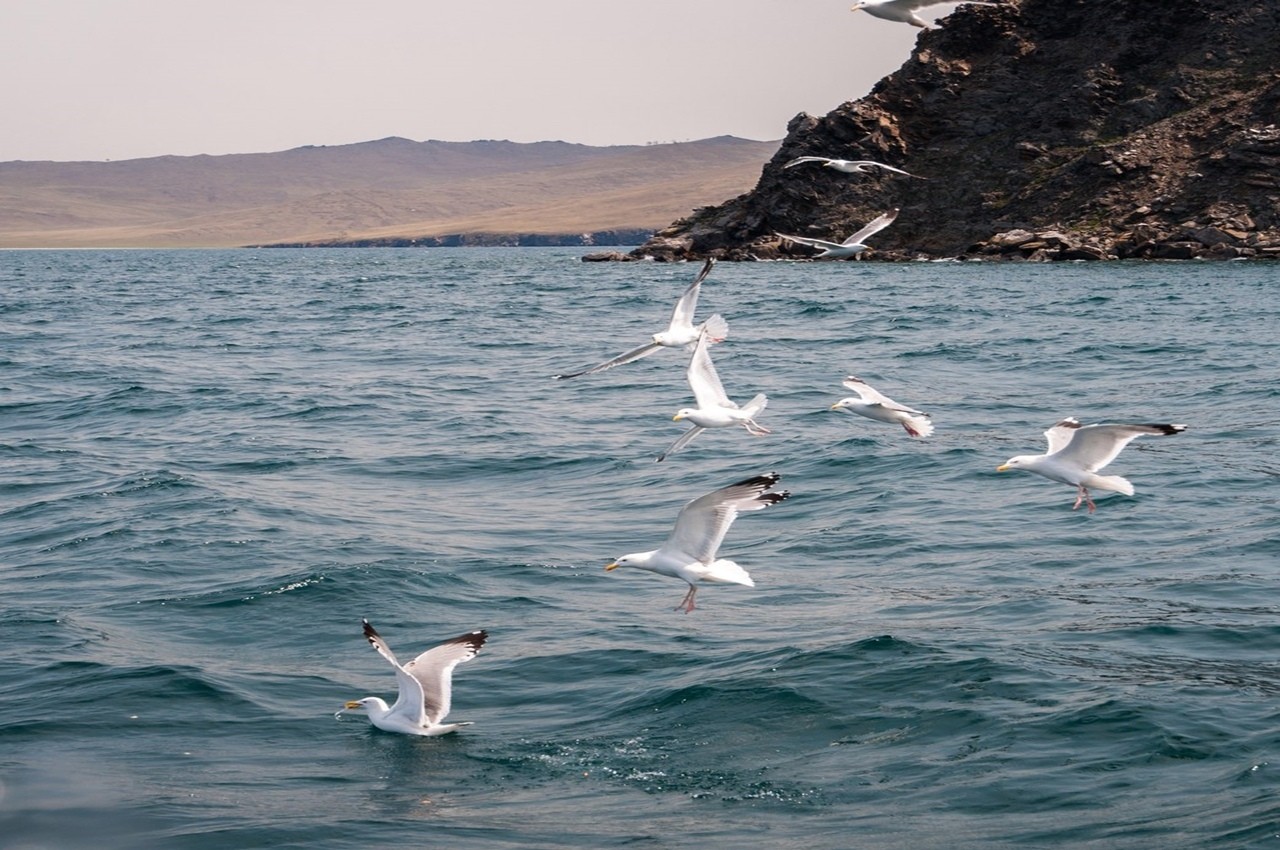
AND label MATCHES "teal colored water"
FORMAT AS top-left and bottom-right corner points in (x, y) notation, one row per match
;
(1, 248), (1277, 849)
